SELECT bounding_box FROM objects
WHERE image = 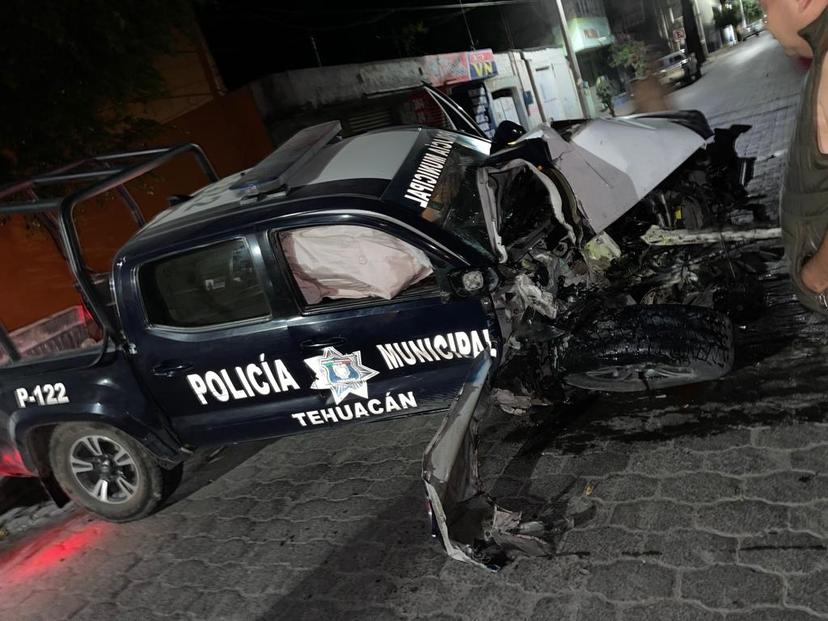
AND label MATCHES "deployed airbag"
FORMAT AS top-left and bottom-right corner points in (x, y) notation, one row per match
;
(280, 225), (433, 304)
